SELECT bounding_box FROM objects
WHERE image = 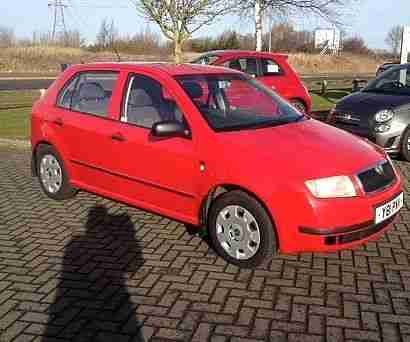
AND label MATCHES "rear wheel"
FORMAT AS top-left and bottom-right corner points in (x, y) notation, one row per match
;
(401, 128), (410, 162)
(36, 145), (77, 200)
(290, 100), (306, 114)
(208, 190), (277, 268)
